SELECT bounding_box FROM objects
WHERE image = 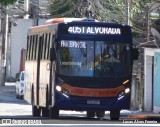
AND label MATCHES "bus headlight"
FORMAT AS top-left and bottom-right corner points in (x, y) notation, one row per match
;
(56, 85), (62, 92)
(125, 88), (130, 94)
